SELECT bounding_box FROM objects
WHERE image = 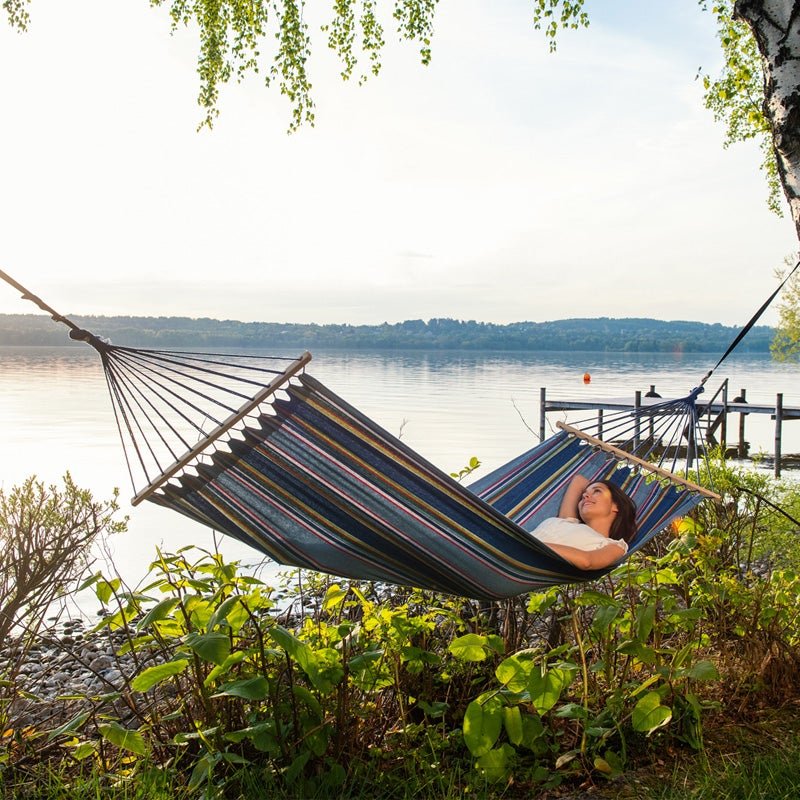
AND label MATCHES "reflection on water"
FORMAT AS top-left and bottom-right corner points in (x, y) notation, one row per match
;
(1, 345), (799, 601)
